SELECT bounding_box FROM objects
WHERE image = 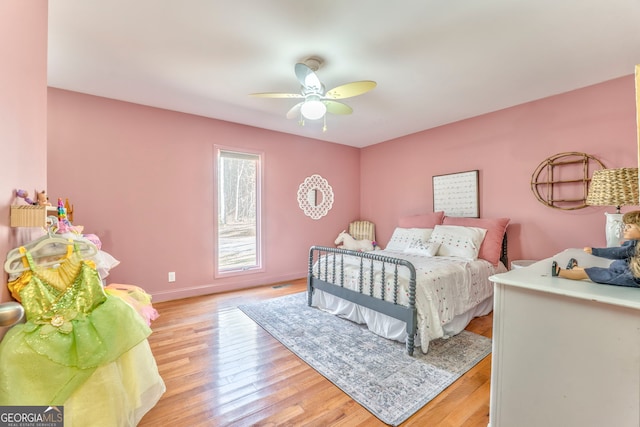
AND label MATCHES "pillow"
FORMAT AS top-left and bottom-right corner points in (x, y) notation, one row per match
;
(428, 225), (487, 260)
(386, 227), (433, 252)
(442, 217), (510, 265)
(398, 211), (445, 229)
(404, 240), (440, 257)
